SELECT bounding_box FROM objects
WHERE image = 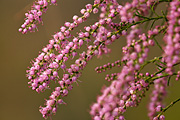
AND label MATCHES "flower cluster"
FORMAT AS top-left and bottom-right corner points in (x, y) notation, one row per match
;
(163, 0), (180, 75)
(19, 0), (57, 34)
(148, 73), (167, 120)
(20, 0), (180, 119)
